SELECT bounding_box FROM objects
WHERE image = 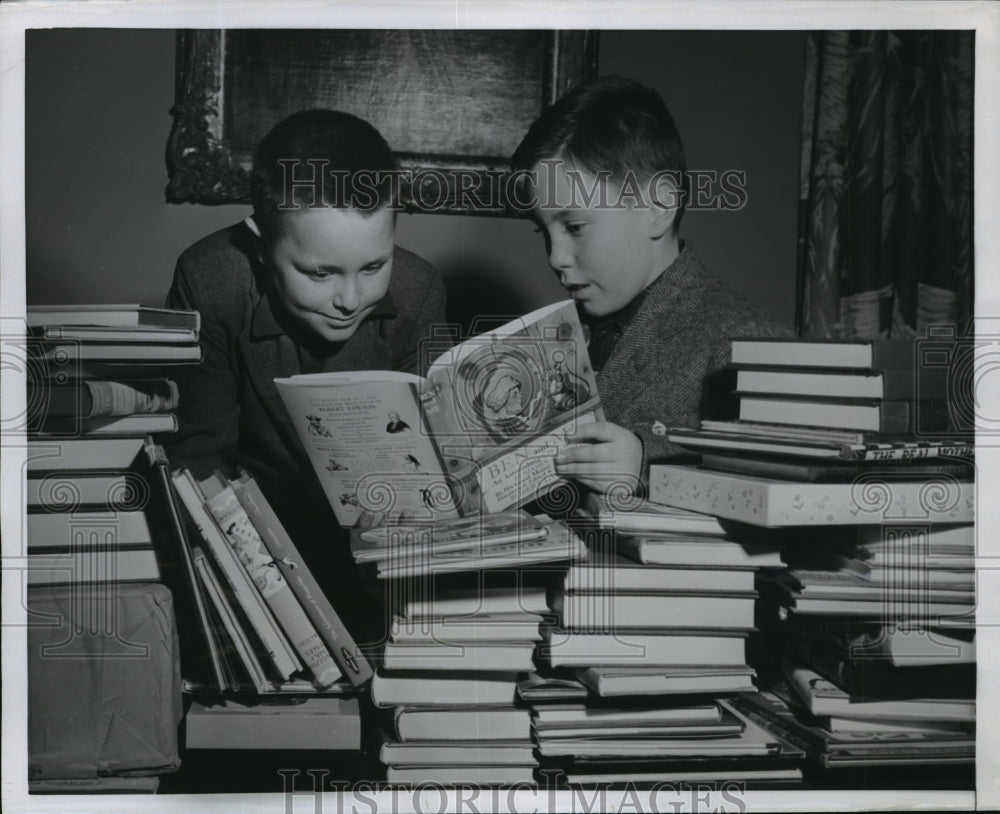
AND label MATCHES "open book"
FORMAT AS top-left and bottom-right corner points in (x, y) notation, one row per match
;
(276, 300), (602, 526)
